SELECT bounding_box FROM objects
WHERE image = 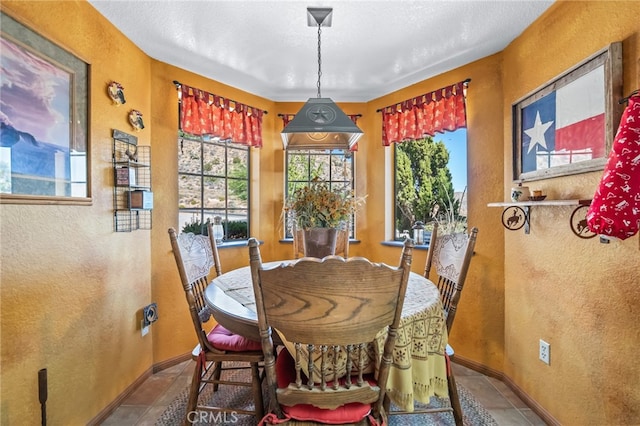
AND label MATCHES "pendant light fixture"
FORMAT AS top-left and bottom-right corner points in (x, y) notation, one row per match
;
(281, 7), (363, 151)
